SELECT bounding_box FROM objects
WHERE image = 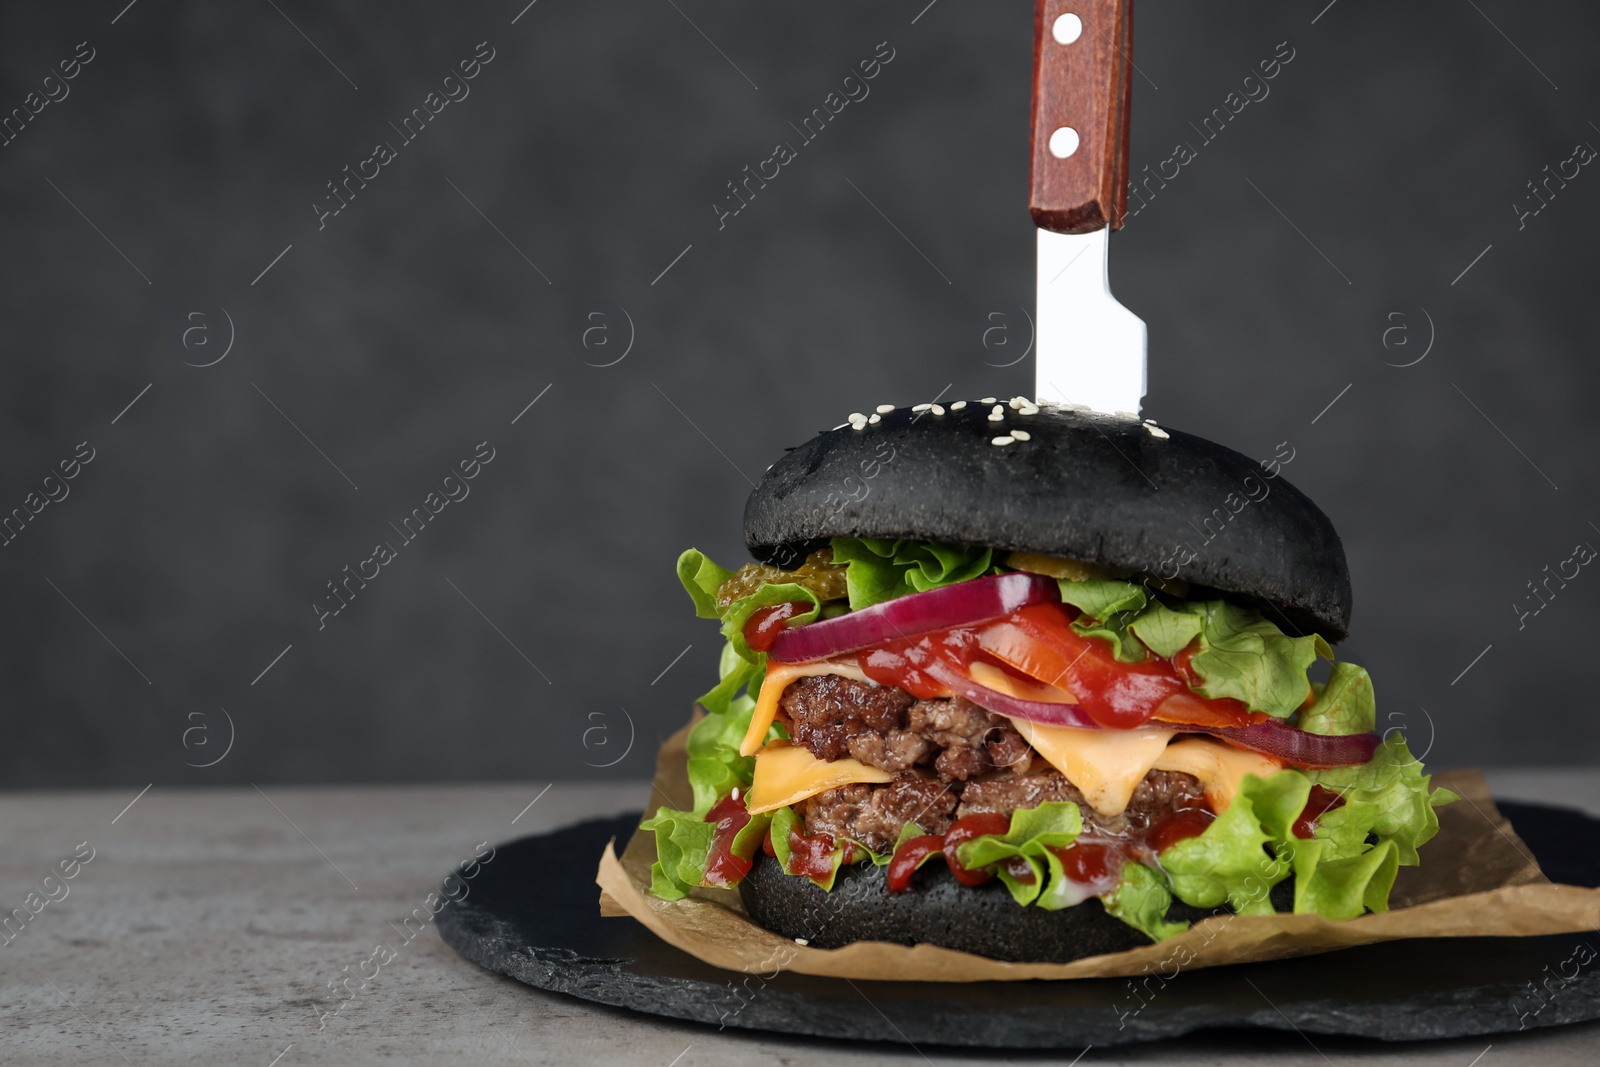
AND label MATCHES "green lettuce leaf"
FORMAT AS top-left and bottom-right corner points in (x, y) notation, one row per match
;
(684, 644), (766, 812)
(1309, 733), (1457, 866)
(731, 810), (772, 863)
(829, 538), (994, 610)
(695, 642), (763, 719)
(769, 805), (799, 869)
(1150, 738), (1453, 930)
(1160, 771), (1305, 915)
(1101, 862), (1190, 941)
(640, 805), (771, 900)
(955, 801), (1083, 907)
(1186, 600), (1331, 718)
(1284, 835), (1400, 921)
(677, 548), (733, 619)
(1056, 578), (1148, 620)
(1296, 661), (1377, 736)
(1059, 579), (1150, 663)
(1128, 599), (1204, 659)
(640, 807), (715, 900)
